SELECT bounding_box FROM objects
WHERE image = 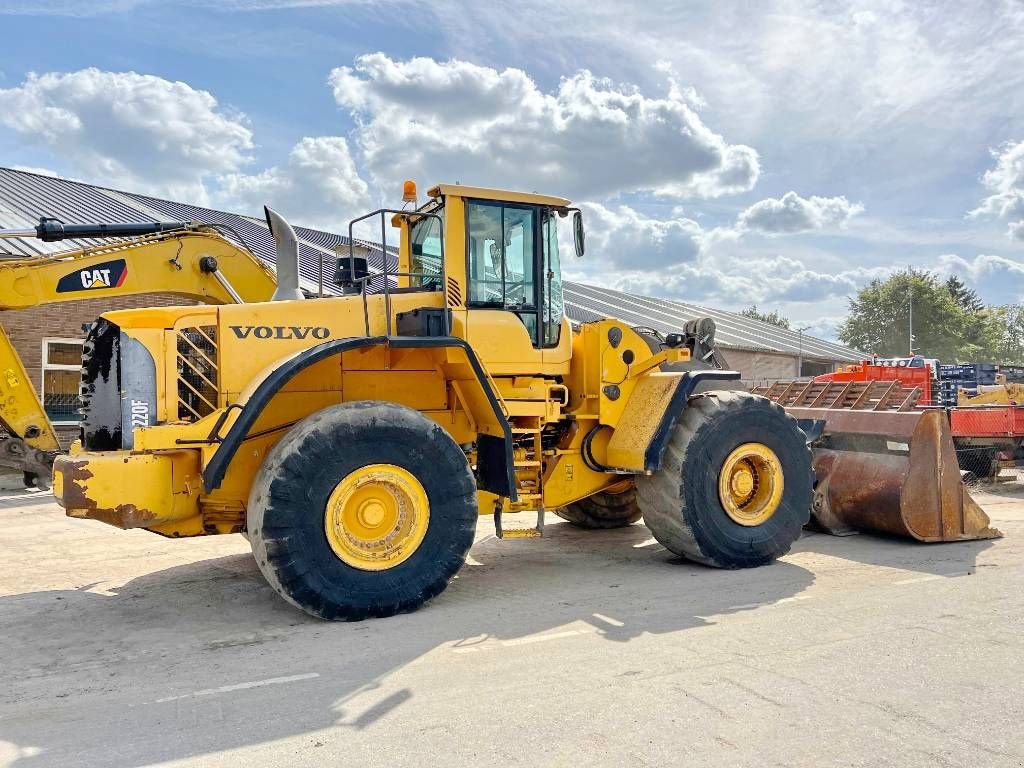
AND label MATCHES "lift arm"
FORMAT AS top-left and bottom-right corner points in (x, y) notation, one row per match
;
(0, 223), (278, 483)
